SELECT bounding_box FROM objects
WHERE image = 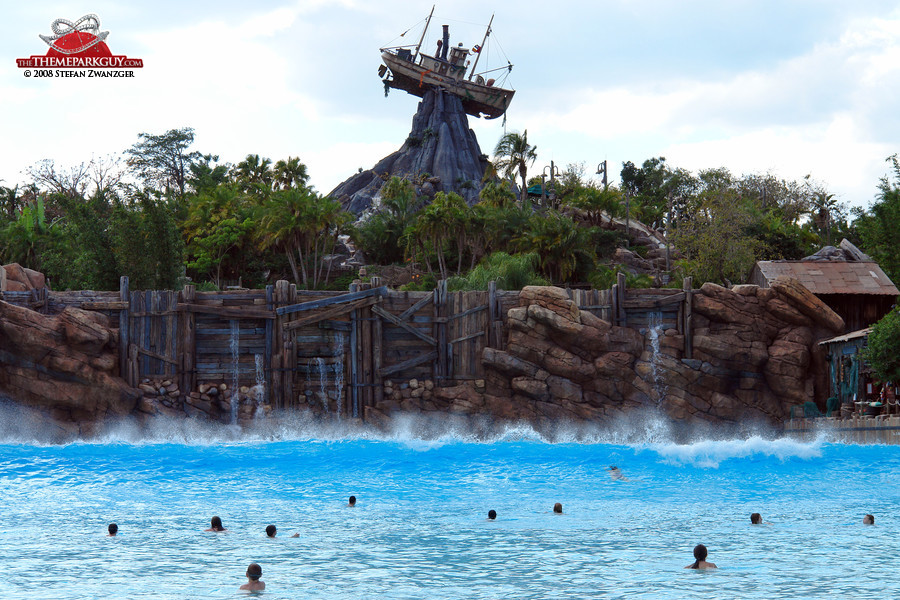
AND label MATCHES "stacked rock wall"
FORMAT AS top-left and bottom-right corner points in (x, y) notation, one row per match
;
(475, 280), (844, 428)
(0, 300), (140, 435)
(1, 263), (48, 292)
